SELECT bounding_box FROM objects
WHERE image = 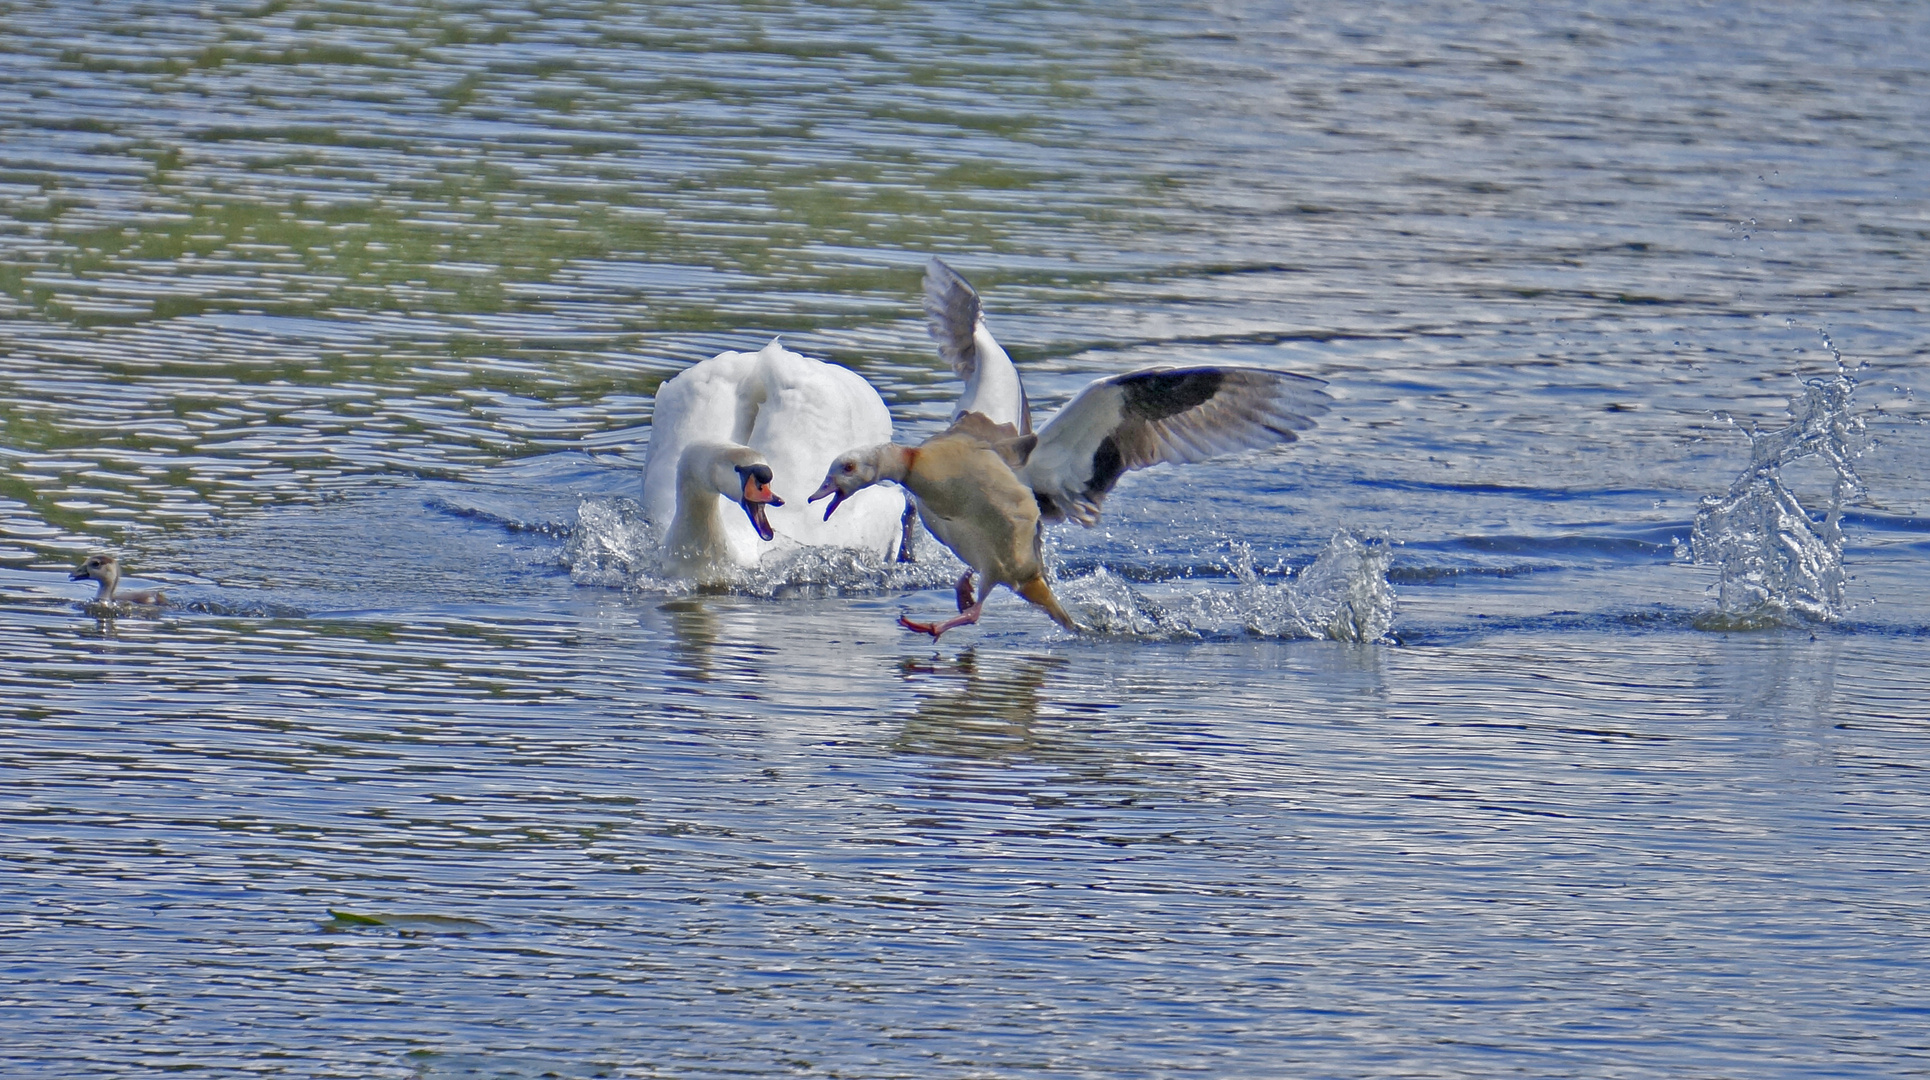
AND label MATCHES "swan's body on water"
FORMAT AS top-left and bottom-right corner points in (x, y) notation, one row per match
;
(642, 339), (906, 580)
